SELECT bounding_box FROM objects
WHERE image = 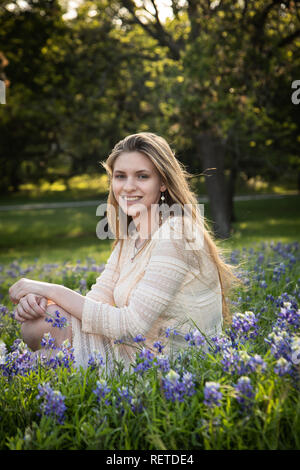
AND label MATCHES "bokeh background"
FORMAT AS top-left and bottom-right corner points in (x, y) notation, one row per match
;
(0, 0), (299, 265)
